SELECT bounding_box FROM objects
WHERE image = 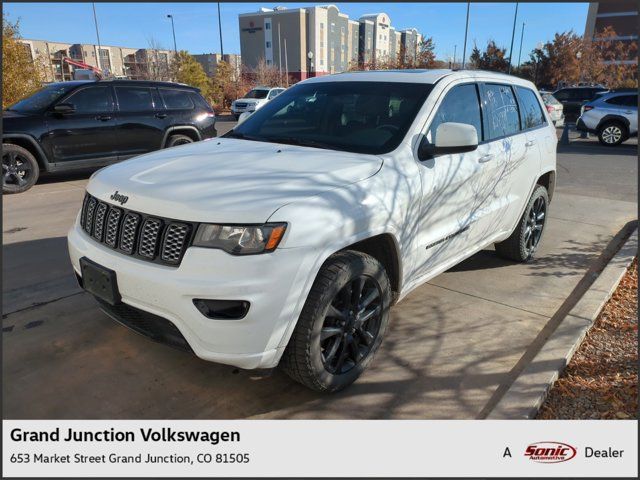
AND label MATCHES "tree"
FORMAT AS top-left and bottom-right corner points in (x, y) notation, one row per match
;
(475, 40), (509, 72)
(588, 26), (638, 88)
(144, 37), (171, 81)
(416, 37), (437, 68)
(468, 43), (481, 69)
(171, 50), (212, 101)
(2, 15), (45, 109)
